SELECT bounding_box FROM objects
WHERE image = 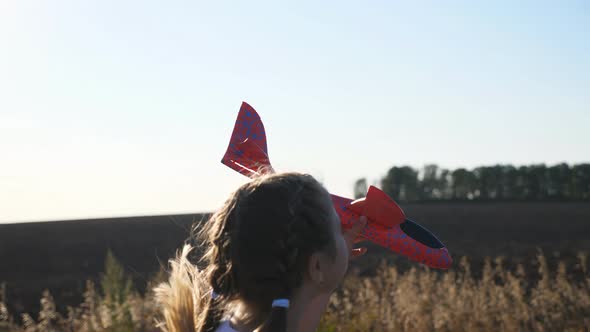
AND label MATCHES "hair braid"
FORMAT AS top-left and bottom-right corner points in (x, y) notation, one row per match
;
(259, 175), (335, 332)
(274, 181), (305, 297)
